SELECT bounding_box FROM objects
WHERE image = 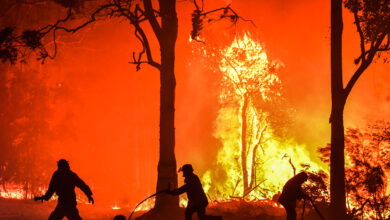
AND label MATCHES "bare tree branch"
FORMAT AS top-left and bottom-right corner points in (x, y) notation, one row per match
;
(3, 1), (162, 70)
(190, 2), (254, 42)
(192, 0), (204, 11)
(201, 4), (255, 27)
(40, 4), (116, 35)
(143, 0), (162, 38)
(344, 33), (387, 99)
(128, 13), (161, 70)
